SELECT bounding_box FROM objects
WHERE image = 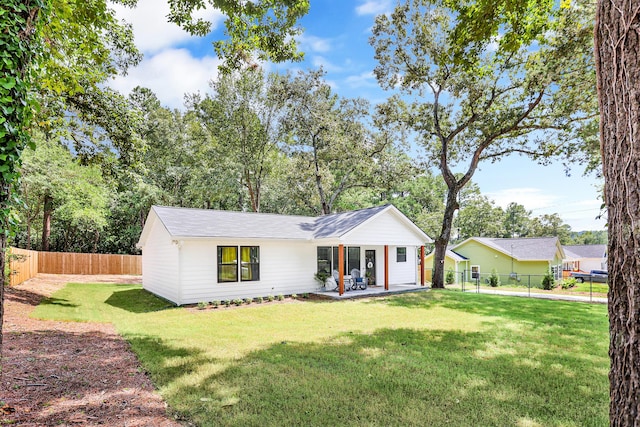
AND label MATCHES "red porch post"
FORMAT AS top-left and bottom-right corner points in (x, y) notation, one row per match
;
(338, 244), (344, 295)
(384, 245), (389, 290)
(420, 245), (425, 286)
